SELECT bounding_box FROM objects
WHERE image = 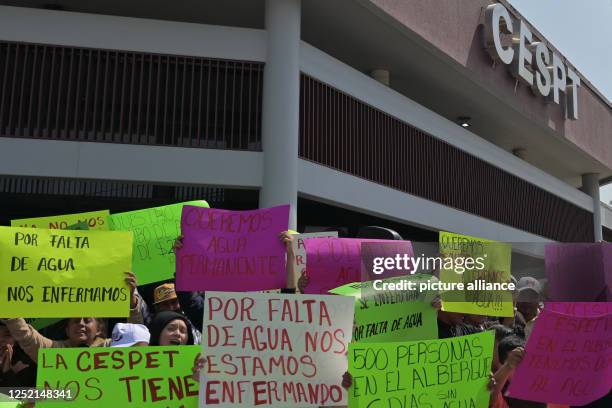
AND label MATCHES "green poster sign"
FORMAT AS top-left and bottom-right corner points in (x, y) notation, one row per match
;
(439, 231), (513, 317)
(330, 274), (438, 342)
(109, 200), (209, 285)
(348, 331), (494, 408)
(36, 346), (200, 407)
